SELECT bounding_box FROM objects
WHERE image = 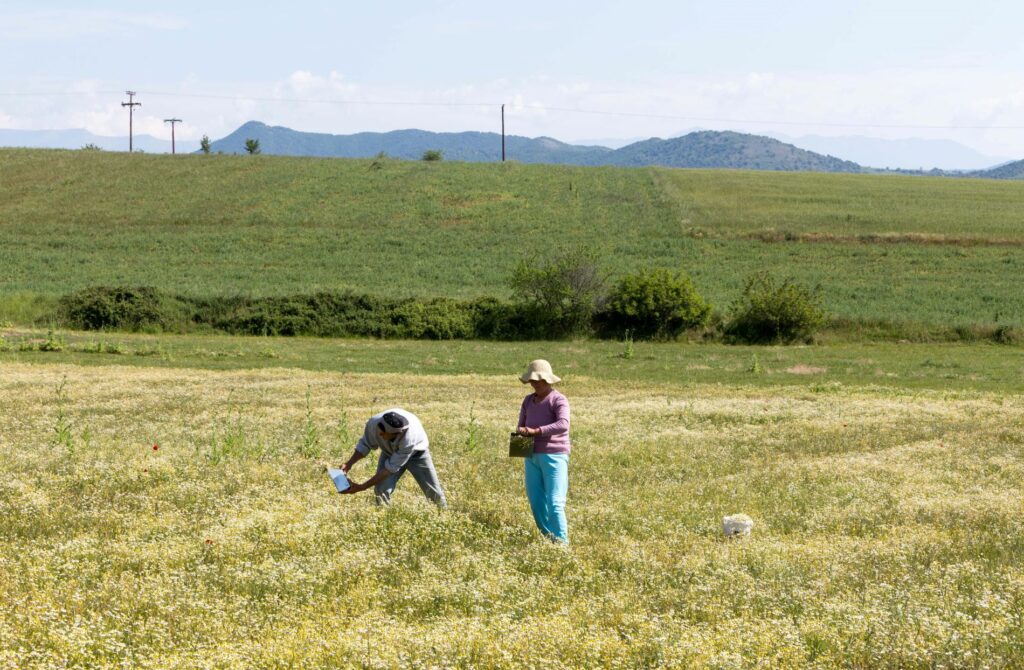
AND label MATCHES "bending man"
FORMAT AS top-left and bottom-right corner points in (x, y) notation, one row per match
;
(339, 409), (447, 508)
